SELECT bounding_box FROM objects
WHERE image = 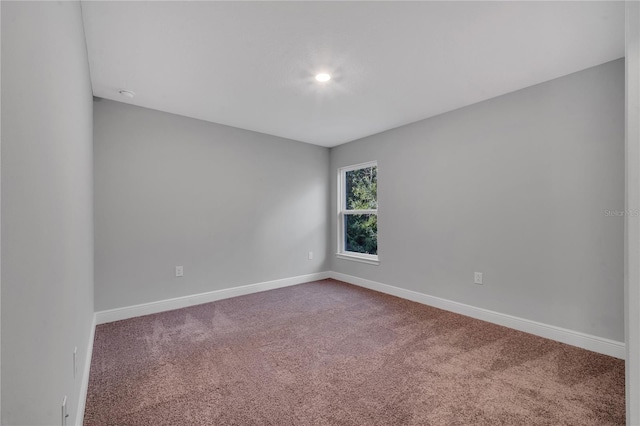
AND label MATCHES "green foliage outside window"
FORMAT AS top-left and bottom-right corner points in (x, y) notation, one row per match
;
(345, 166), (377, 255)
